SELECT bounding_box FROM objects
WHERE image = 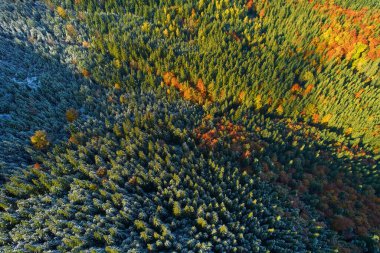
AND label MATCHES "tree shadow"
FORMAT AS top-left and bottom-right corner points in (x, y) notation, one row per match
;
(0, 37), (84, 182)
(195, 112), (379, 251)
